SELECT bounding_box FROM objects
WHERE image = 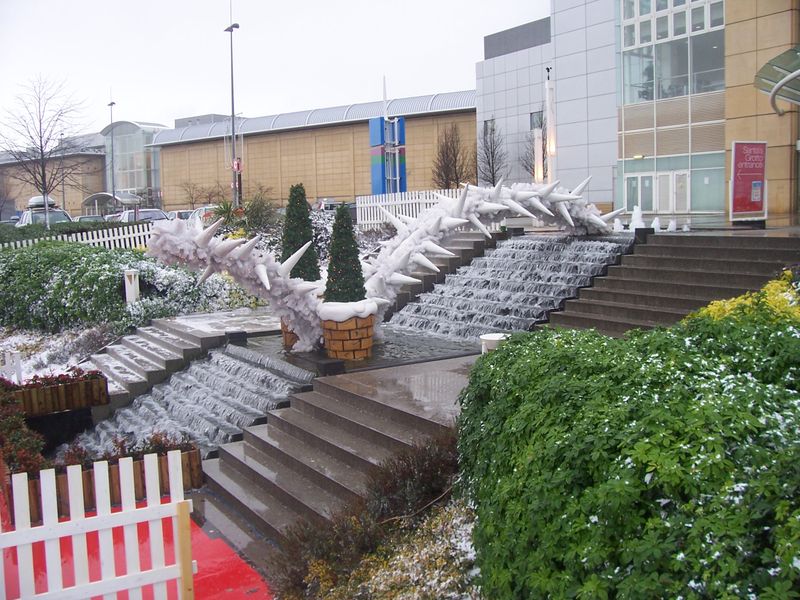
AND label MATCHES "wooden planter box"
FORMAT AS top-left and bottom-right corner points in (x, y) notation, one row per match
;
(1, 448), (203, 525)
(322, 314), (375, 360)
(13, 377), (109, 417)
